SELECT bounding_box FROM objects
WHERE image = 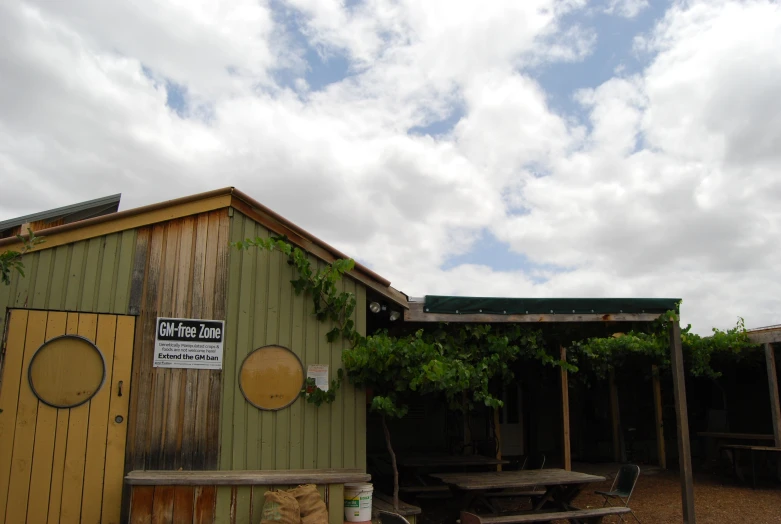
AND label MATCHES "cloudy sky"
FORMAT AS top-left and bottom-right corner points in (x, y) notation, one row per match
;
(1, 0), (780, 333)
